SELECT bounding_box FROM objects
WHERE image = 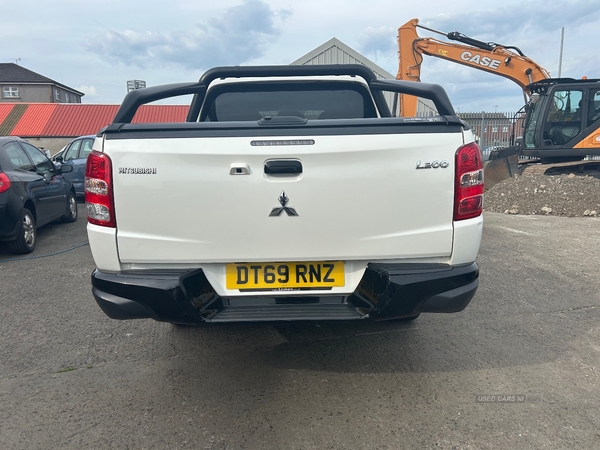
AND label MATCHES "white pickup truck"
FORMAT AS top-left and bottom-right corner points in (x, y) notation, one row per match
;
(86, 64), (483, 324)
